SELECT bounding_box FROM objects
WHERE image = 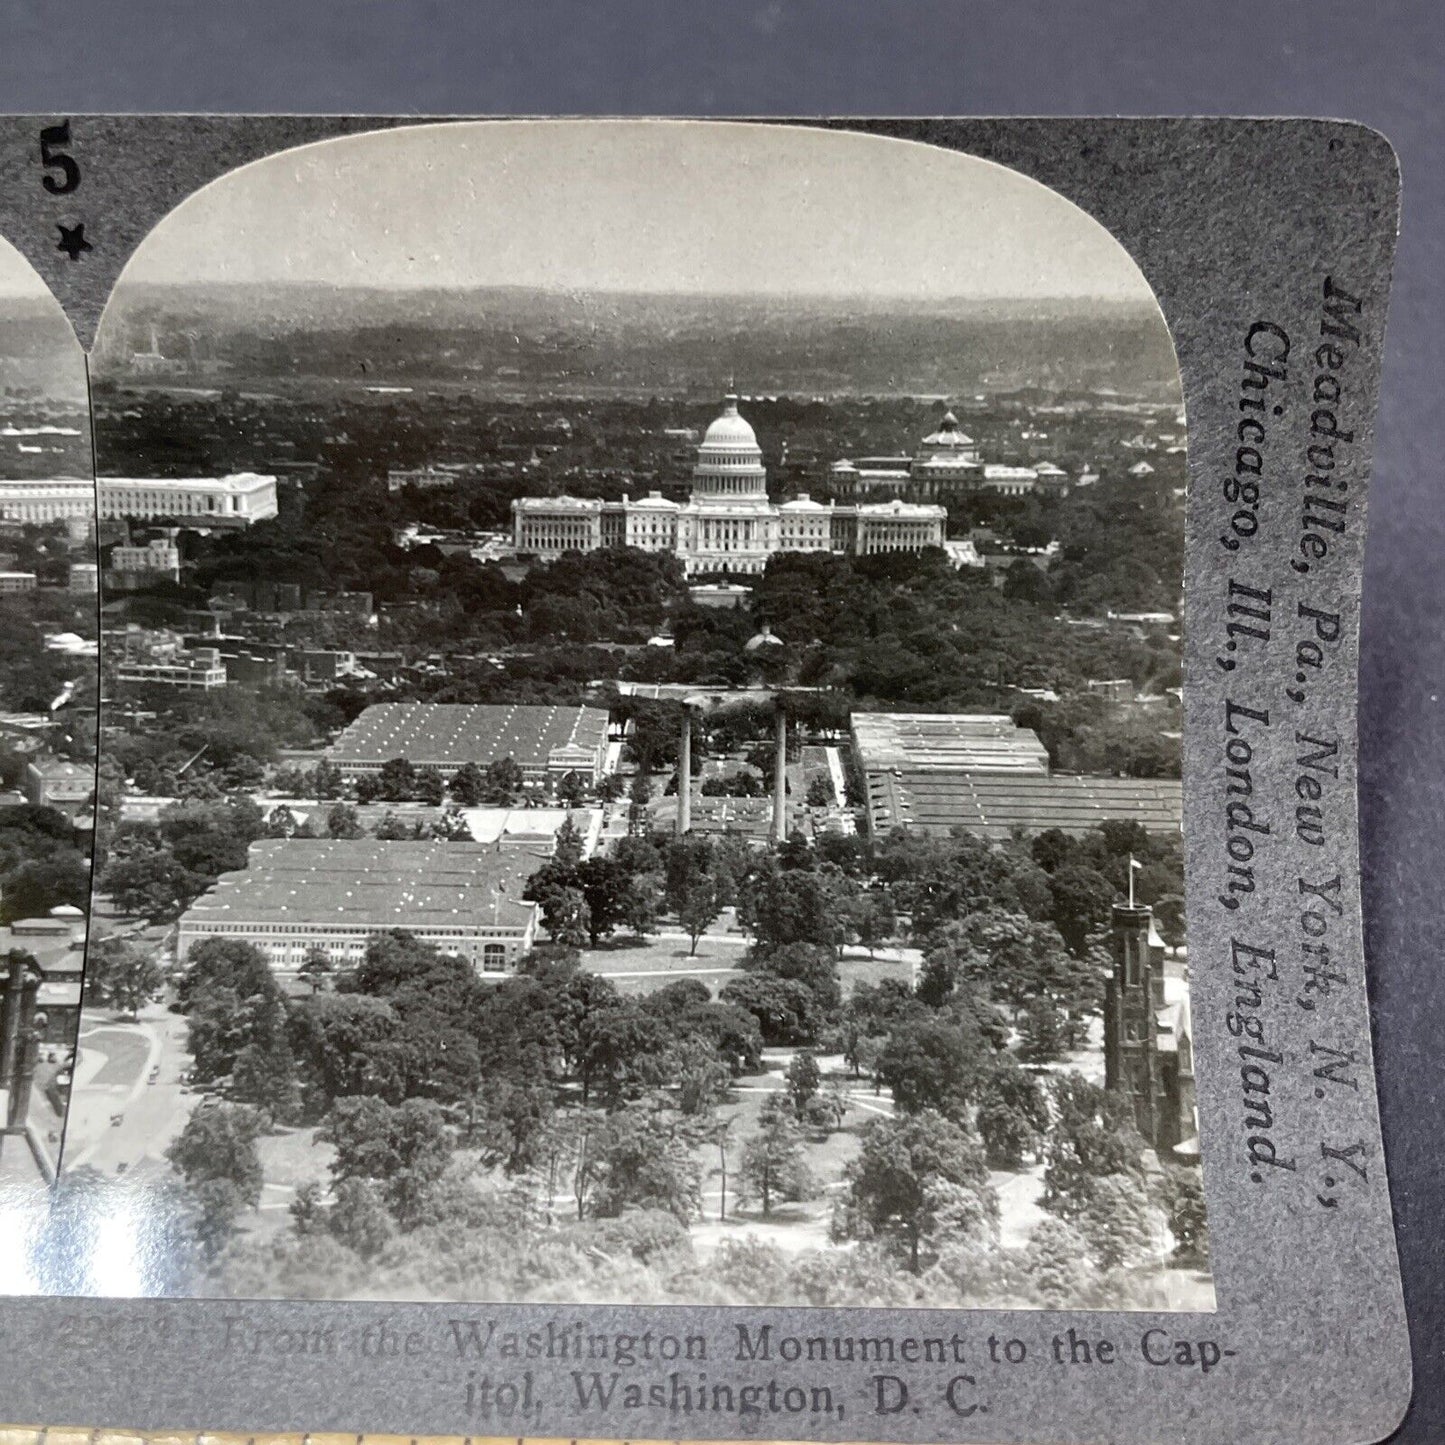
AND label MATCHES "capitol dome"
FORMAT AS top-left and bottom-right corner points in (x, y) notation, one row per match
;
(691, 392), (768, 503)
(701, 394), (760, 450)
